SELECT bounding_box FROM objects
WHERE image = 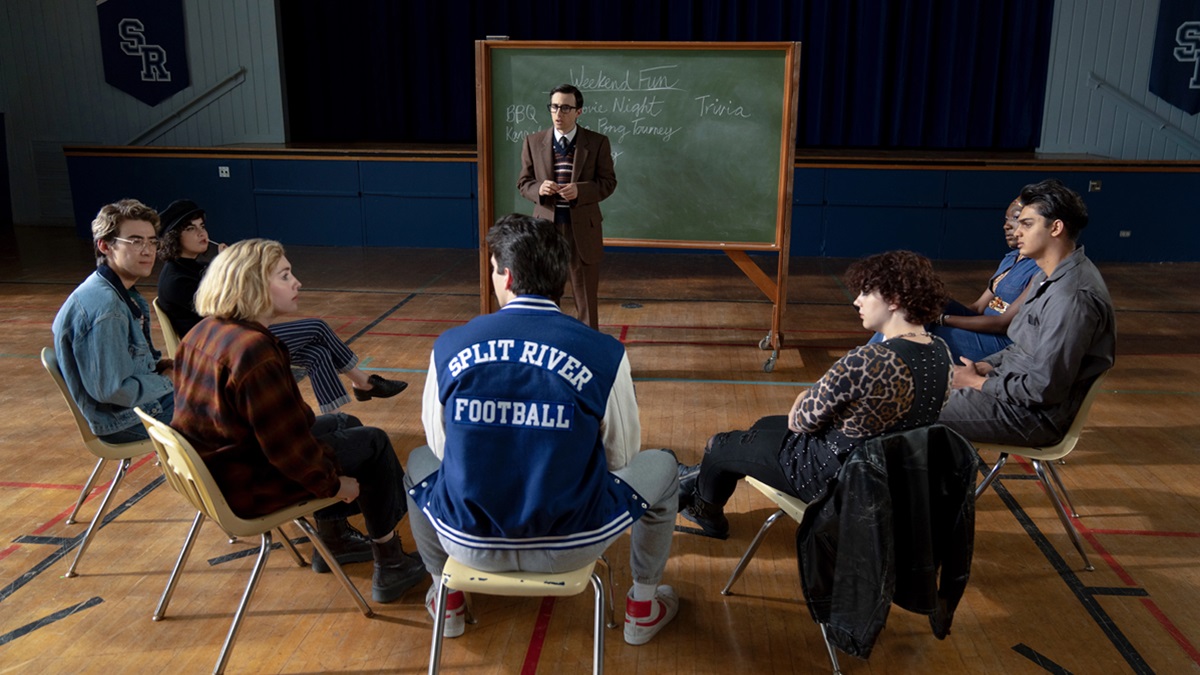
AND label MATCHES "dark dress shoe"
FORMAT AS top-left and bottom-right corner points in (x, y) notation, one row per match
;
(353, 374), (408, 402)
